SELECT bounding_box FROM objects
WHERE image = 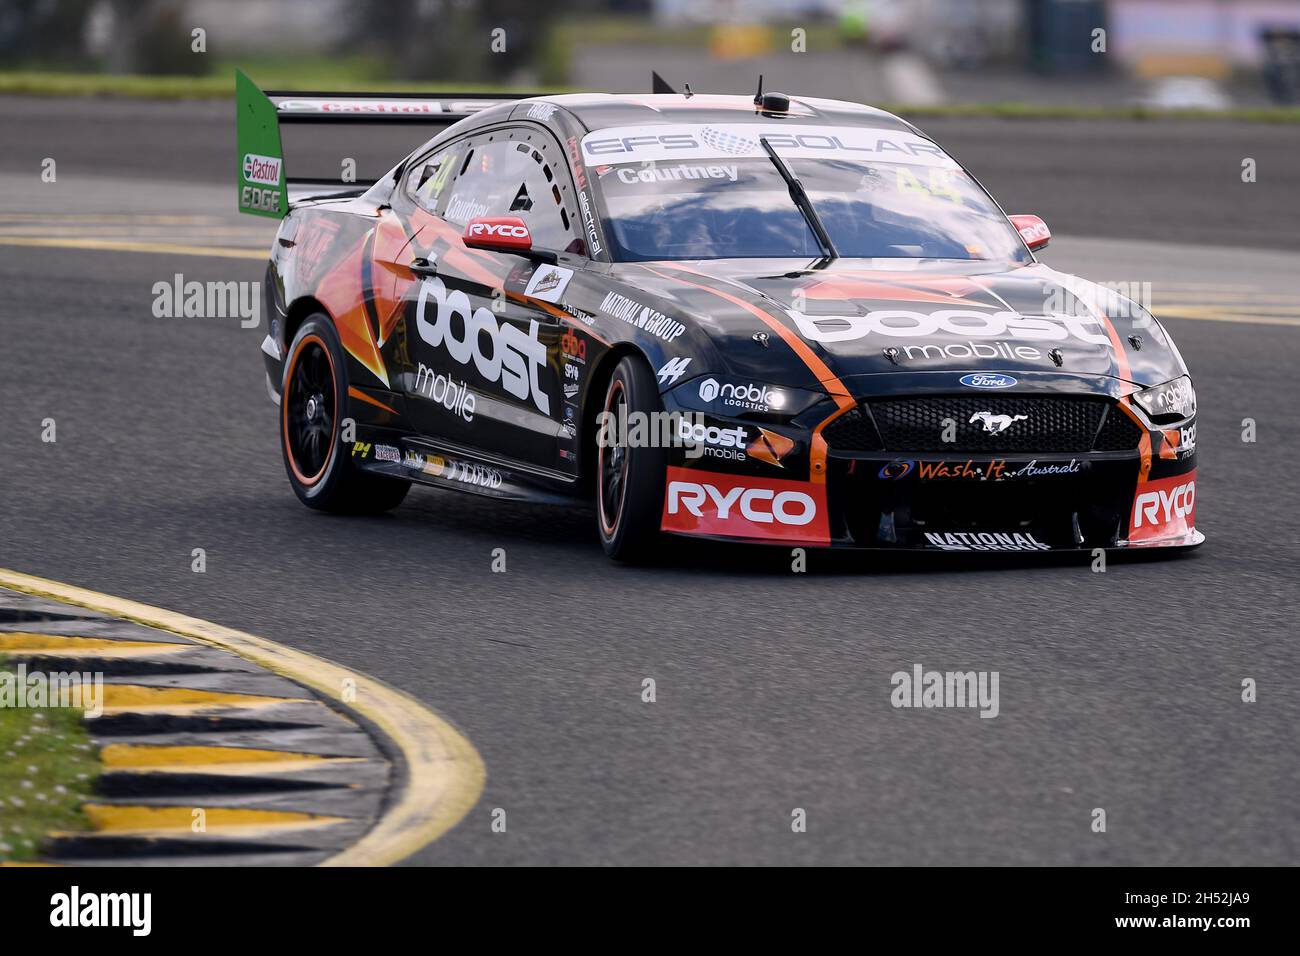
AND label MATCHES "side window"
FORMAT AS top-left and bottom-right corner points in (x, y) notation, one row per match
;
(440, 129), (581, 254)
(405, 142), (464, 211)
